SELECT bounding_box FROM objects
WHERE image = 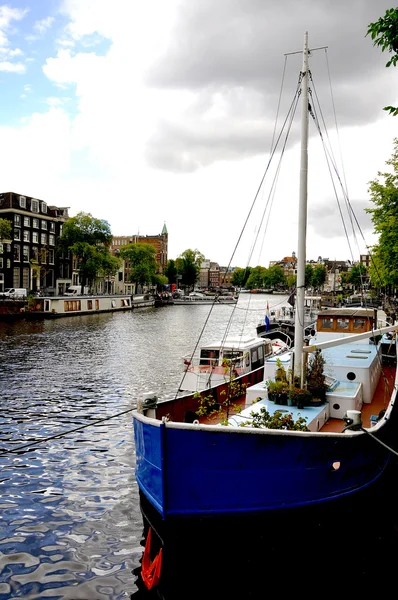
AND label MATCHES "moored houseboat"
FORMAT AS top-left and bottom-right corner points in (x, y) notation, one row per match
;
(25, 294), (132, 318)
